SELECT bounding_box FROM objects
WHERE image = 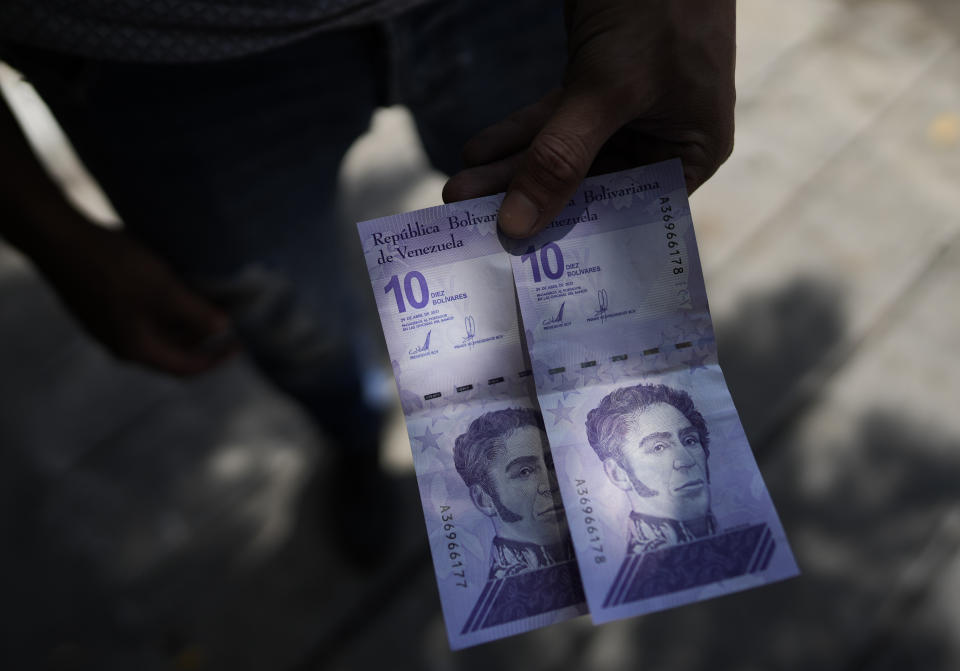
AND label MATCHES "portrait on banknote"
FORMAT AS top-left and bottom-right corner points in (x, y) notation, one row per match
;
(534, 365), (793, 619)
(454, 408), (576, 580)
(584, 383), (718, 559)
(448, 405), (585, 636)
